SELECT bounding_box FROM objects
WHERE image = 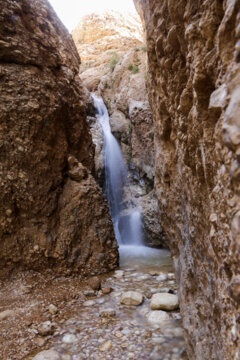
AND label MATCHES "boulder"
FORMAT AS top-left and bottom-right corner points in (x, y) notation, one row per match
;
(150, 293), (179, 311)
(33, 349), (61, 360)
(147, 310), (170, 325)
(38, 321), (55, 336)
(120, 291), (143, 306)
(88, 276), (101, 291)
